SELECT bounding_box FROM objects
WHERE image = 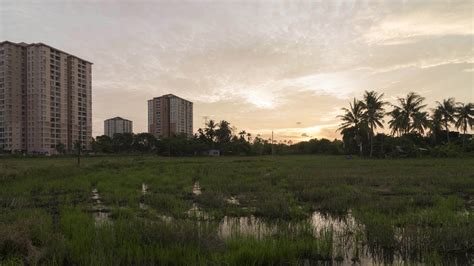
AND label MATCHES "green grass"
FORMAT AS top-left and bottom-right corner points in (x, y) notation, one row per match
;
(1, 155), (473, 264)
